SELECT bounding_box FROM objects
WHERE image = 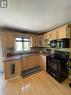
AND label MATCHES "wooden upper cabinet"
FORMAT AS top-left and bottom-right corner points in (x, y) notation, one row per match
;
(1, 32), (8, 48)
(43, 33), (47, 39)
(37, 35), (43, 46)
(47, 32), (51, 39)
(57, 25), (70, 39)
(31, 35), (36, 47)
(43, 24), (71, 41)
(43, 32), (51, 39)
(1, 32), (14, 48)
(31, 35), (39, 47)
(50, 30), (57, 40)
(7, 32), (14, 48)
